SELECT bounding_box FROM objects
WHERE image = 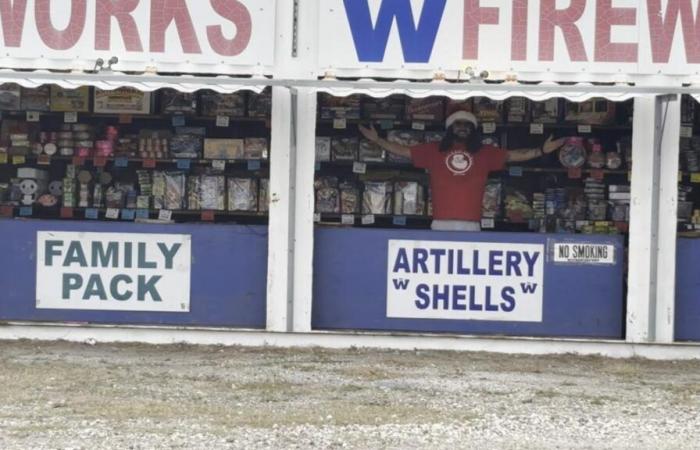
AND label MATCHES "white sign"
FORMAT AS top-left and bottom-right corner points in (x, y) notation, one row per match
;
(318, 0), (700, 77)
(0, 0), (275, 74)
(553, 243), (616, 265)
(36, 231), (191, 312)
(387, 240), (544, 322)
